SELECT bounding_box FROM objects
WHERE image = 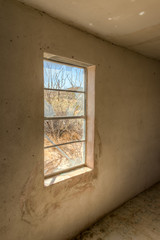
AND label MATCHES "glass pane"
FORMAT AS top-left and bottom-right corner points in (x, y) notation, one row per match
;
(43, 60), (85, 91)
(44, 119), (85, 147)
(44, 90), (84, 117)
(44, 142), (85, 175)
